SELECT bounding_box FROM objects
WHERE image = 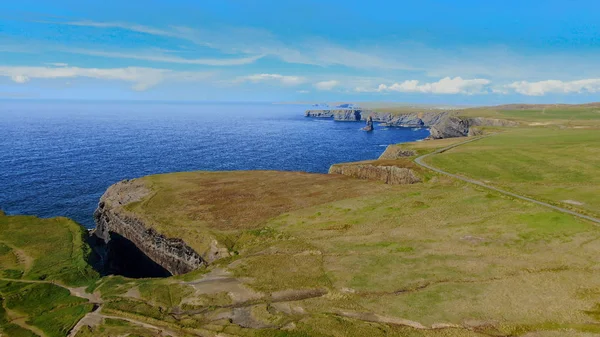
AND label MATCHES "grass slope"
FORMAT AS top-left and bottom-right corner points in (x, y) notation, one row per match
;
(458, 104), (600, 125)
(0, 214), (98, 286)
(426, 127), (600, 217)
(0, 213), (98, 337)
